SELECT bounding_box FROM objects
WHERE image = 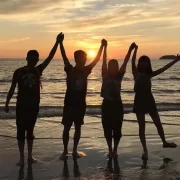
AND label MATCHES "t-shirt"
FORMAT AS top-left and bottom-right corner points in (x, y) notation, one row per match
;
(134, 73), (152, 95)
(101, 67), (124, 101)
(16, 65), (43, 106)
(64, 64), (92, 106)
